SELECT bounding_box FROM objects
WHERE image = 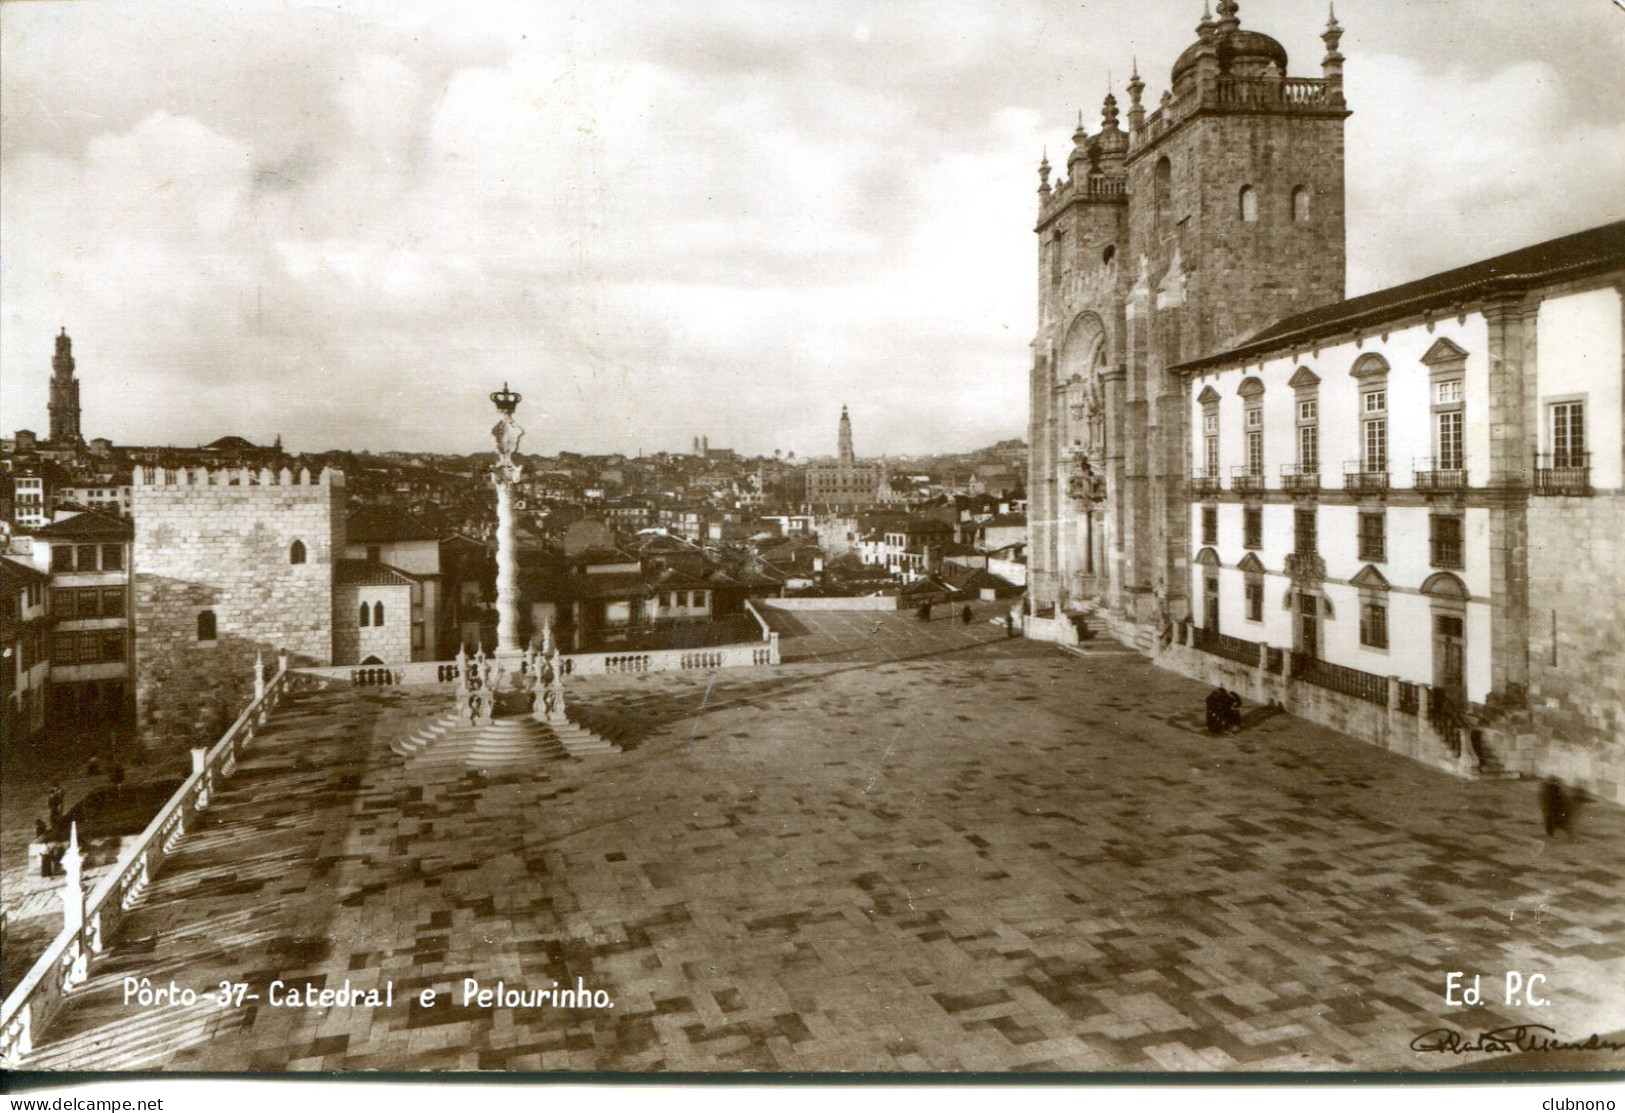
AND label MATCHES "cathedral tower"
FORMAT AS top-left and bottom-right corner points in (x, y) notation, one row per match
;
(49, 328), (84, 444)
(837, 405), (855, 466)
(1029, 2), (1349, 637)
